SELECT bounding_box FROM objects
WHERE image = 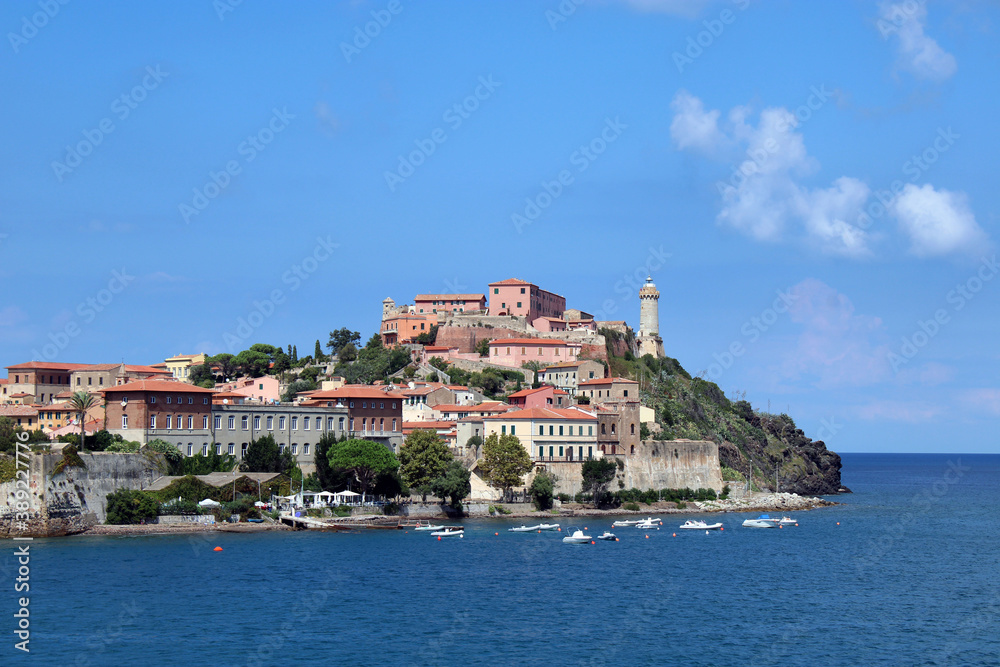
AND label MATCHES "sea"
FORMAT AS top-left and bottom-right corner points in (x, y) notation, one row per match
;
(4, 452), (1000, 667)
